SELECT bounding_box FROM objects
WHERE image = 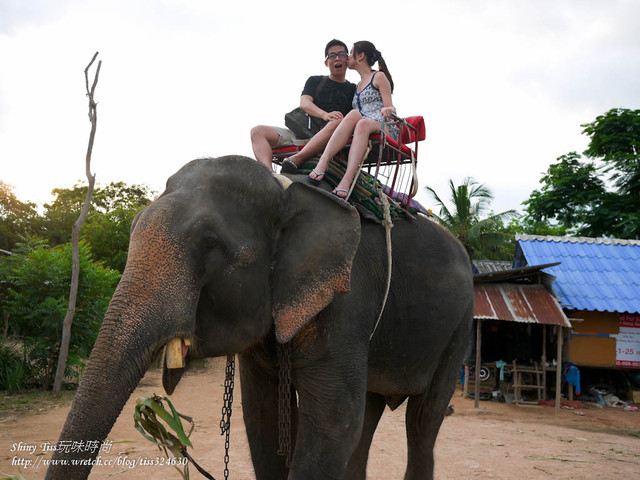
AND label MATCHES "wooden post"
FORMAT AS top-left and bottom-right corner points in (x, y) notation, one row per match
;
(542, 325), (547, 400)
(555, 326), (563, 414)
(474, 318), (482, 409)
(463, 365), (469, 398)
(53, 52), (101, 396)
